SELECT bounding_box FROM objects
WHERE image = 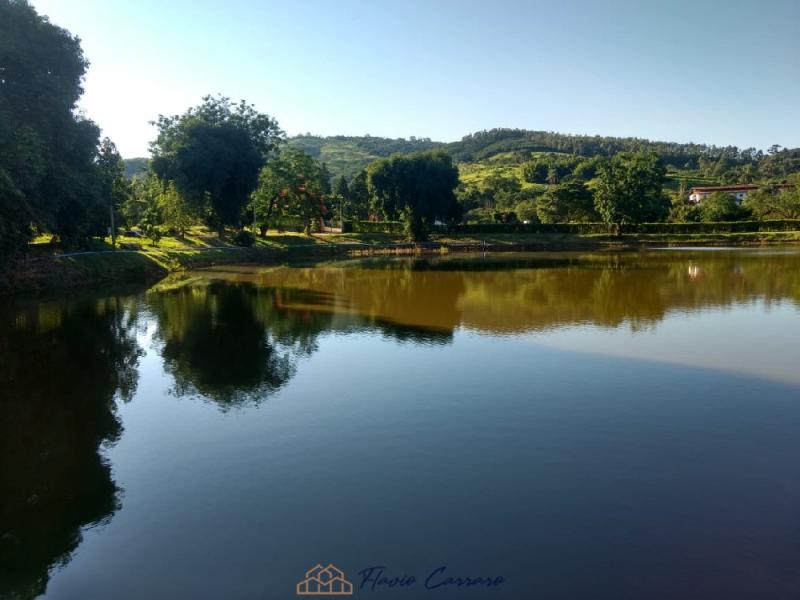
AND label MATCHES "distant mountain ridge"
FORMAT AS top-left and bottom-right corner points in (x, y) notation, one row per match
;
(289, 129), (787, 181)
